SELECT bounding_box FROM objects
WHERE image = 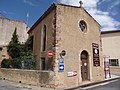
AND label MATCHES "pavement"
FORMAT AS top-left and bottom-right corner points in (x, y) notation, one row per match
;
(0, 74), (120, 90)
(0, 78), (54, 90)
(65, 74), (120, 90)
